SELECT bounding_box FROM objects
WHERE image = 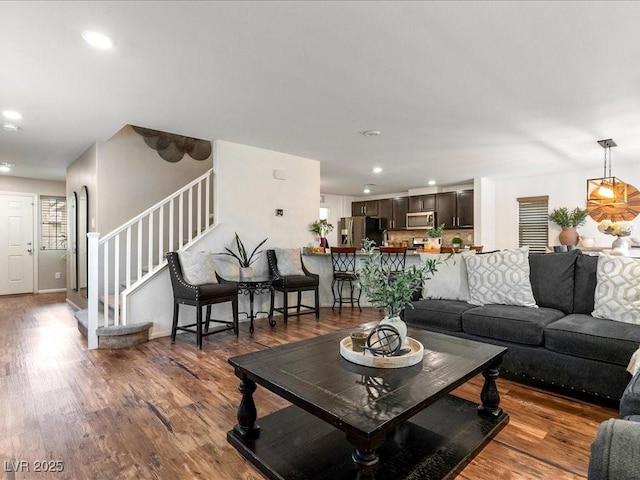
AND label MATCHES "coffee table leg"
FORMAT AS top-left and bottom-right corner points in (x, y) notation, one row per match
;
(478, 360), (502, 418)
(352, 448), (378, 480)
(233, 375), (260, 439)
